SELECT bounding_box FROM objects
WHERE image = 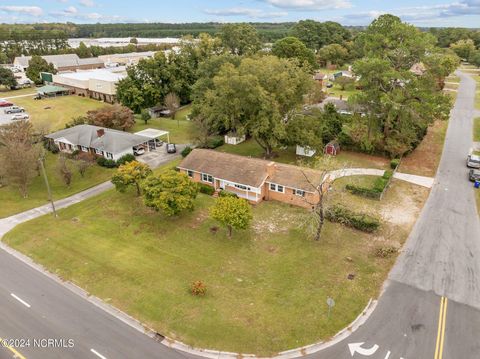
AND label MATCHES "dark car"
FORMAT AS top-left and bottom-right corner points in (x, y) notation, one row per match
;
(166, 143), (176, 154)
(469, 169), (480, 182)
(326, 83), (333, 88)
